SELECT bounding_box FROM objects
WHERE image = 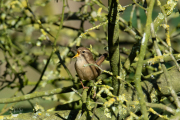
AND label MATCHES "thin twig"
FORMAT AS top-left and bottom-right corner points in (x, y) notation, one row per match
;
(133, 1), (155, 119)
(132, 0), (147, 10)
(71, 88), (82, 97)
(84, 64), (134, 89)
(151, 22), (180, 109)
(165, 50), (180, 71)
(146, 102), (176, 115)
